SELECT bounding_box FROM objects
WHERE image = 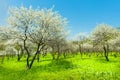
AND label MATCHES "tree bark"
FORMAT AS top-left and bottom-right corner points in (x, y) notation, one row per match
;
(51, 46), (56, 60)
(57, 44), (60, 60)
(29, 52), (38, 69)
(37, 53), (40, 62)
(29, 44), (45, 69)
(63, 53), (66, 58)
(1, 55), (4, 64)
(52, 53), (55, 60)
(103, 45), (109, 61)
(79, 45), (82, 59)
(24, 27), (30, 70)
(17, 48), (24, 61)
